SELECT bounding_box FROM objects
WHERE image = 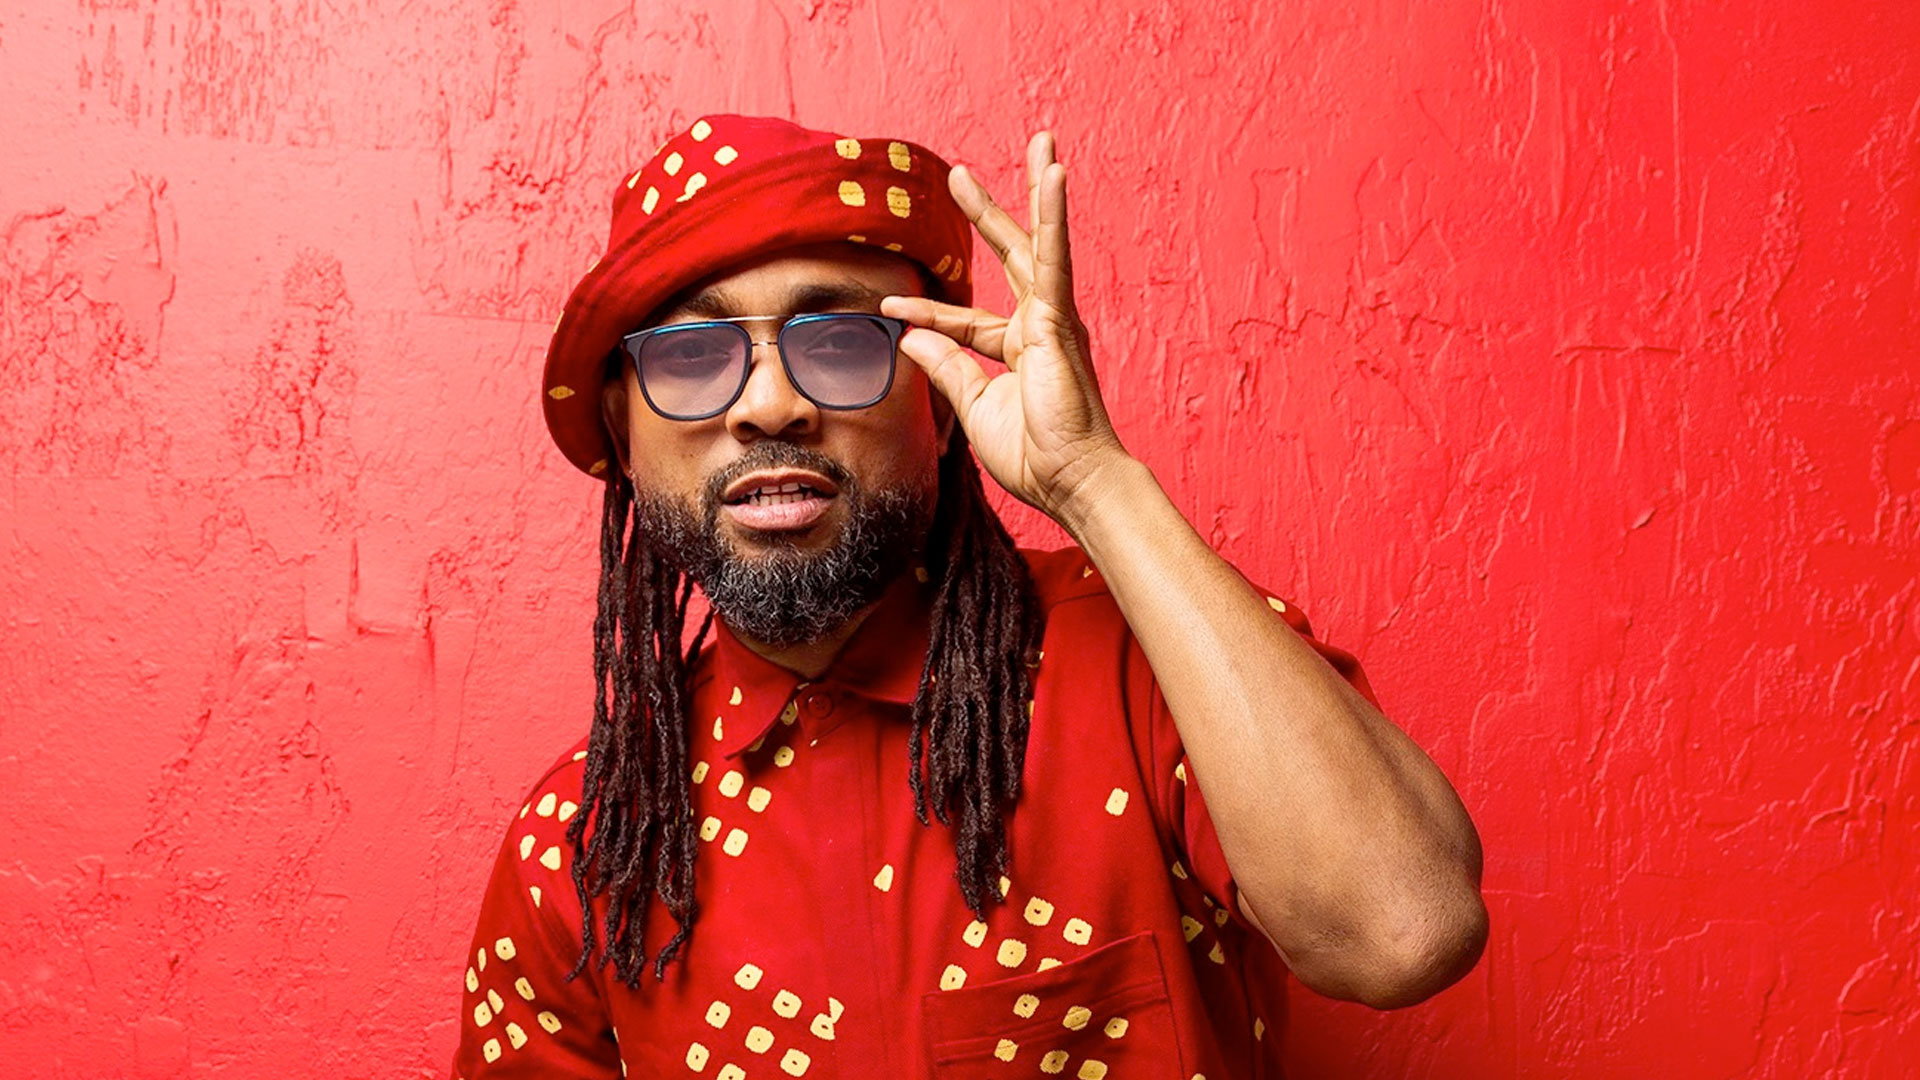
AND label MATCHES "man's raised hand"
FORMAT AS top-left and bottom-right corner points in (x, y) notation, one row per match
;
(881, 132), (1129, 528)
